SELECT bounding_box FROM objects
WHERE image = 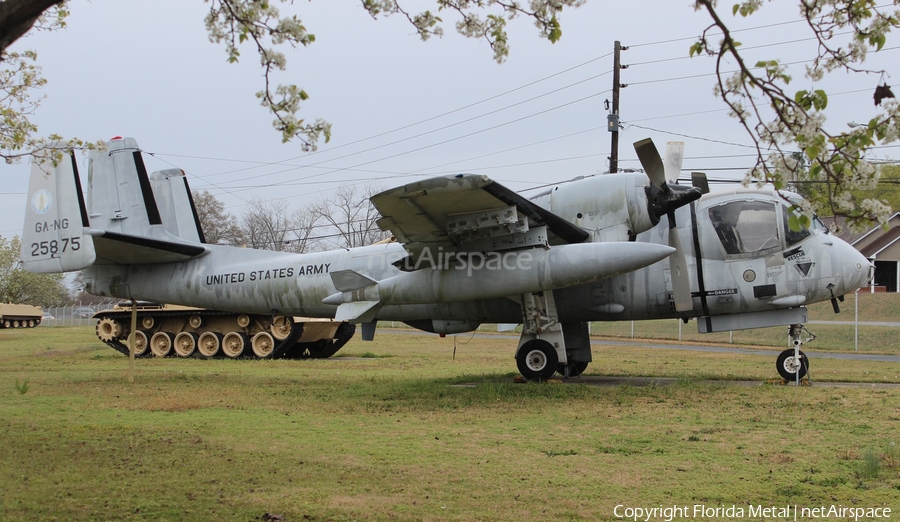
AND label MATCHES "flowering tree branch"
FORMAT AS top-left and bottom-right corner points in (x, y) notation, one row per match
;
(692, 0), (899, 231)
